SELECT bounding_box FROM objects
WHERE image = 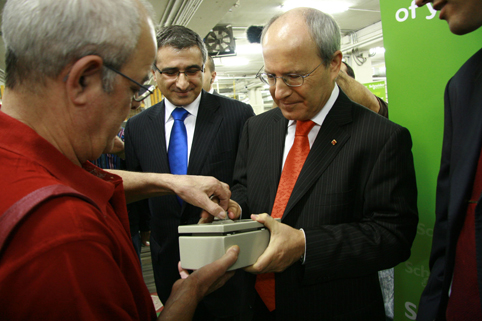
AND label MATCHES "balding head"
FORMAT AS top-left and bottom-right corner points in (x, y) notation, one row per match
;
(259, 7), (342, 121)
(261, 7), (341, 66)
